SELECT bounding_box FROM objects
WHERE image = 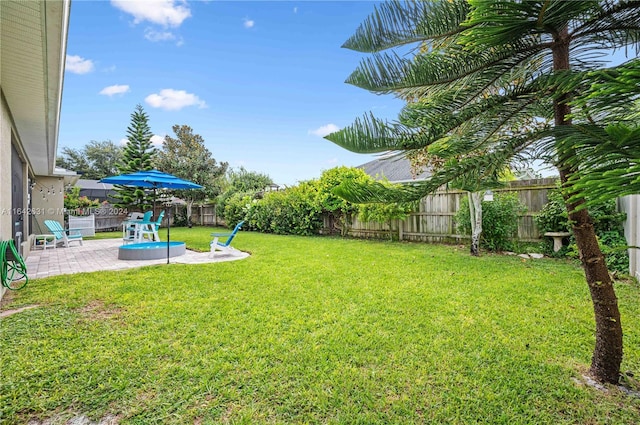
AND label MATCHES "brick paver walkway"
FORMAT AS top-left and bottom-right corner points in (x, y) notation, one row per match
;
(24, 238), (249, 280)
